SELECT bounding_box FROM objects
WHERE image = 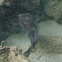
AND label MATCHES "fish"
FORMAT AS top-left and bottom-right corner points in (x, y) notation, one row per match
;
(13, 13), (39, 47)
